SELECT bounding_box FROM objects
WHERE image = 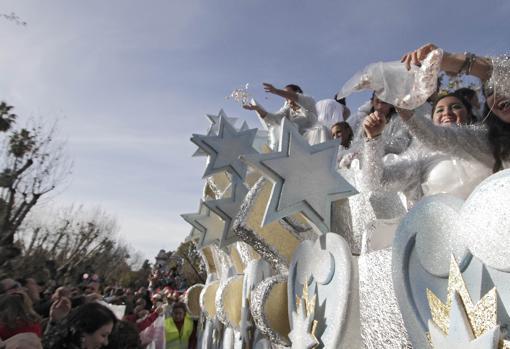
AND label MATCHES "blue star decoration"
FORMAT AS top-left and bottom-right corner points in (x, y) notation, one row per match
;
(181, 201), (225, 249)
(241, 118), (357, 233)
(203, 180), (249, 248)
(192, 109), (240, 157)
(191, 116), (258, 181)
